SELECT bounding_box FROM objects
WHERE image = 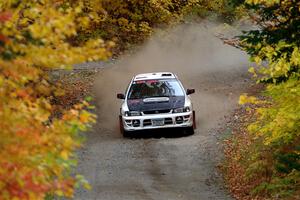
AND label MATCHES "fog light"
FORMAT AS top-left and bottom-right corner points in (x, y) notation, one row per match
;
(125, 120), (132, 126)
(176, 116), (183, 124)
(132, 120), (140, 127)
